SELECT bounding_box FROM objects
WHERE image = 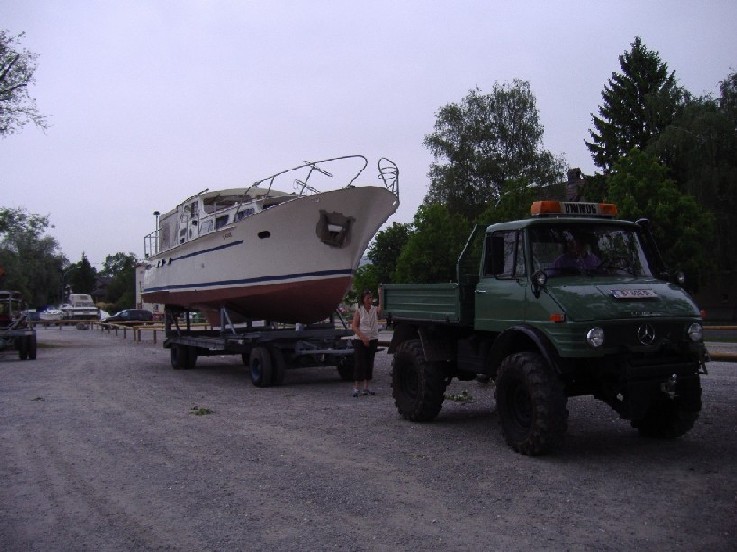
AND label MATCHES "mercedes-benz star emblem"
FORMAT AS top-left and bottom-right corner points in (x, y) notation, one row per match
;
(637, 323), (656, 345)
